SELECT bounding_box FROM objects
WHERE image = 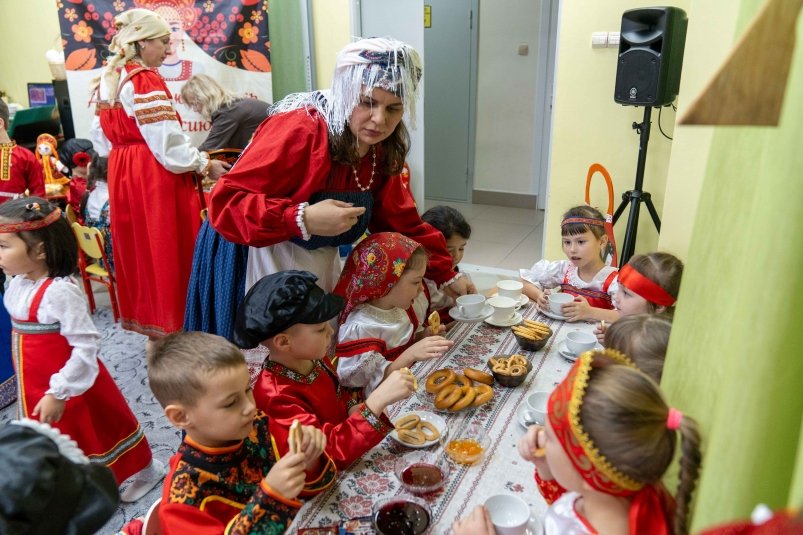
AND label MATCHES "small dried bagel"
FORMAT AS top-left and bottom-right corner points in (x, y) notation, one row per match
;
(419, 421), (440, 441)
(394, 413), (421, 430)
(472, 384), (494, 407)
(454, 373), (474, 388)
(435, 384), (463, 410)
(398, 428), (427, 445)
(463, 367), (494, 385)
(449, 386), (476, 411)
